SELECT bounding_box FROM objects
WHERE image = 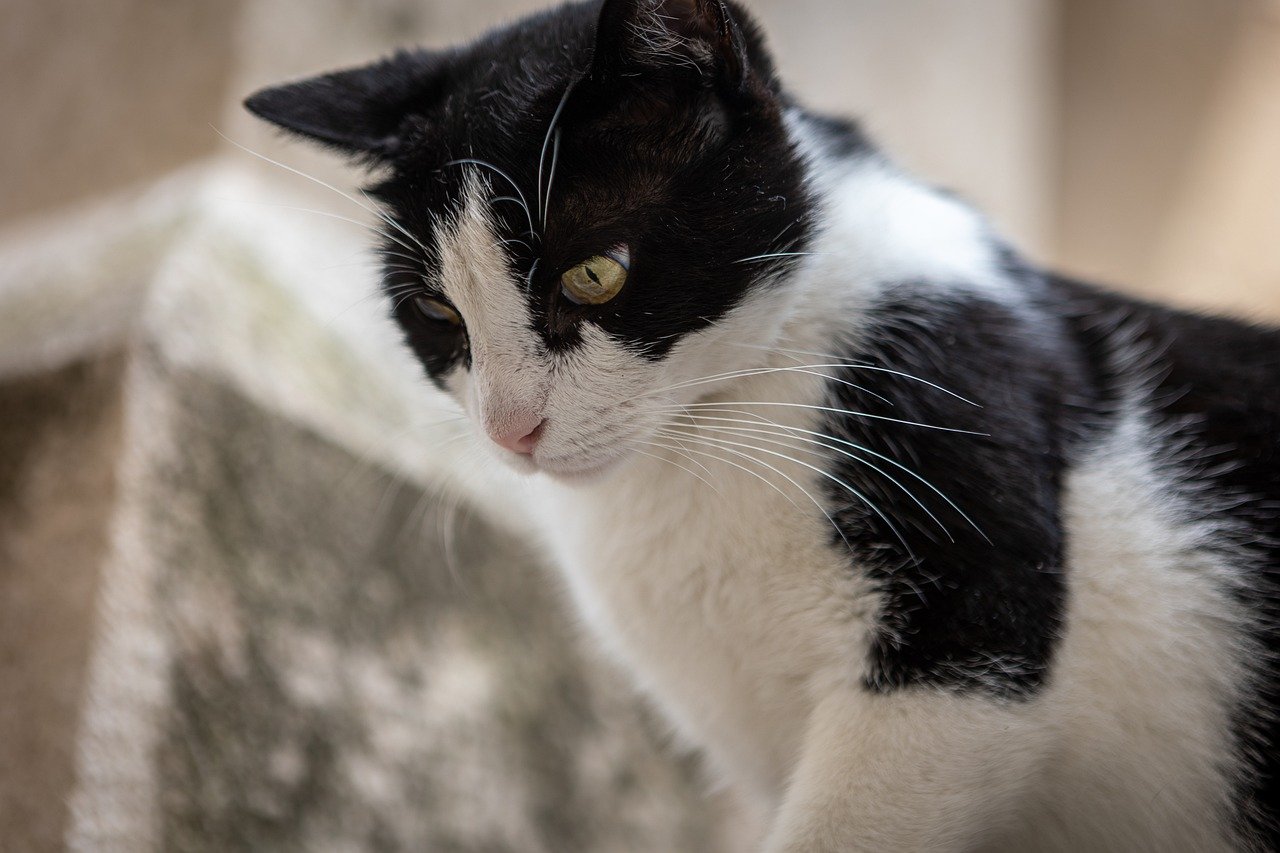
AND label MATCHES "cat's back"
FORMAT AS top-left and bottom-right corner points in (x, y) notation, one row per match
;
(1049, 277), (1280, 848)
